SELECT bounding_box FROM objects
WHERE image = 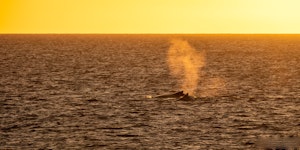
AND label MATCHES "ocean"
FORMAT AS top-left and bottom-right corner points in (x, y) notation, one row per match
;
(0, 34), (299, 149)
